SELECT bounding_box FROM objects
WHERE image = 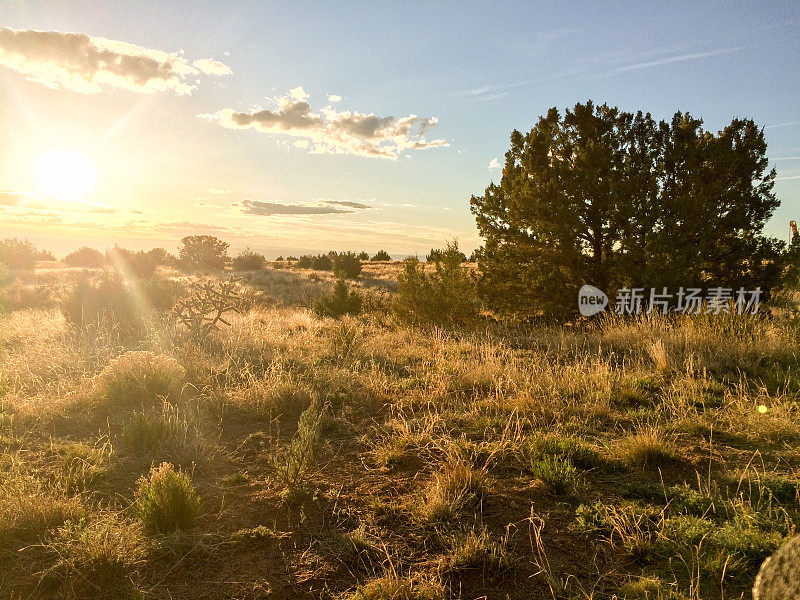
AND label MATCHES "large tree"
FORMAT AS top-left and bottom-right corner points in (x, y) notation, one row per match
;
(178, 235), (230, 271)
(471, 101), (782, 318)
